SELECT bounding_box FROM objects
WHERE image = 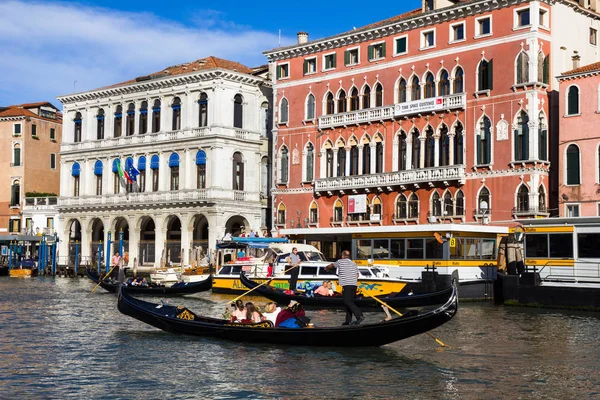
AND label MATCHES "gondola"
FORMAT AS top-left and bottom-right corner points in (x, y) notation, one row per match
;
(239, 273), (453, 309)
(117, 282), (458, 347)
(86, 268), (212, 295)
